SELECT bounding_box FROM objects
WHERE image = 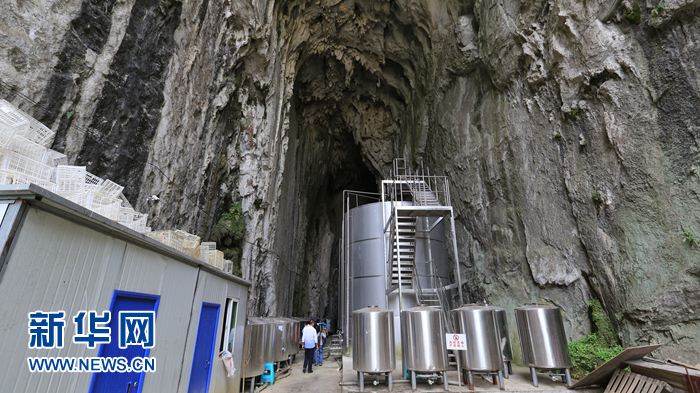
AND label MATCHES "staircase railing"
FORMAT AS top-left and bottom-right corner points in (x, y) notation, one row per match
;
(412, 262), (425, 305)
(393, 159), (450, 207)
